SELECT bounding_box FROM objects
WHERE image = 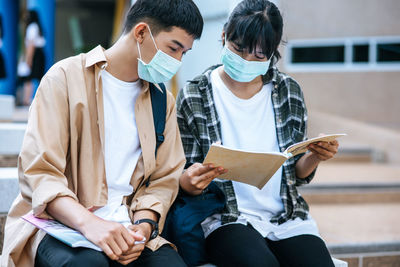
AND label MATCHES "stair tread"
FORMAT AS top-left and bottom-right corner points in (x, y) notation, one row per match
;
(310, 203), (400, 246)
